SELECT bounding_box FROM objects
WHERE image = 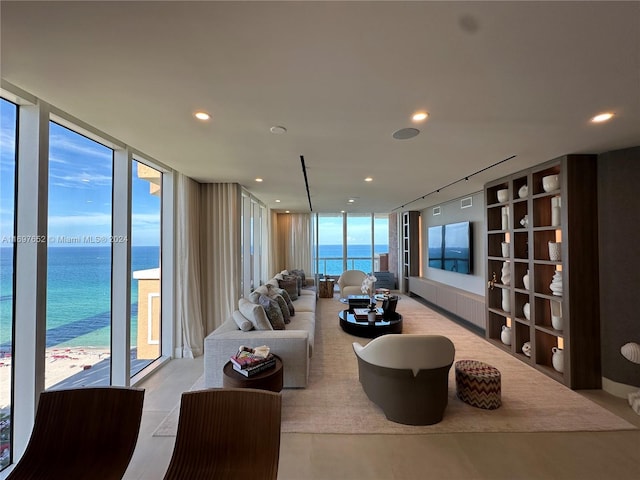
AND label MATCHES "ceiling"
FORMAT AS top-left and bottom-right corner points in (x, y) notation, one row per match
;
(2, 1), (639, 214)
